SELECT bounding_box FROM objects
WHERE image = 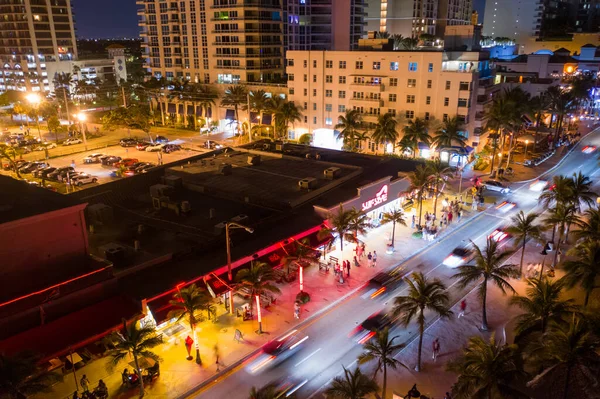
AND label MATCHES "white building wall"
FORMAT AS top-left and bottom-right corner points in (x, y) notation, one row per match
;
(482, 0), (541, 44)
